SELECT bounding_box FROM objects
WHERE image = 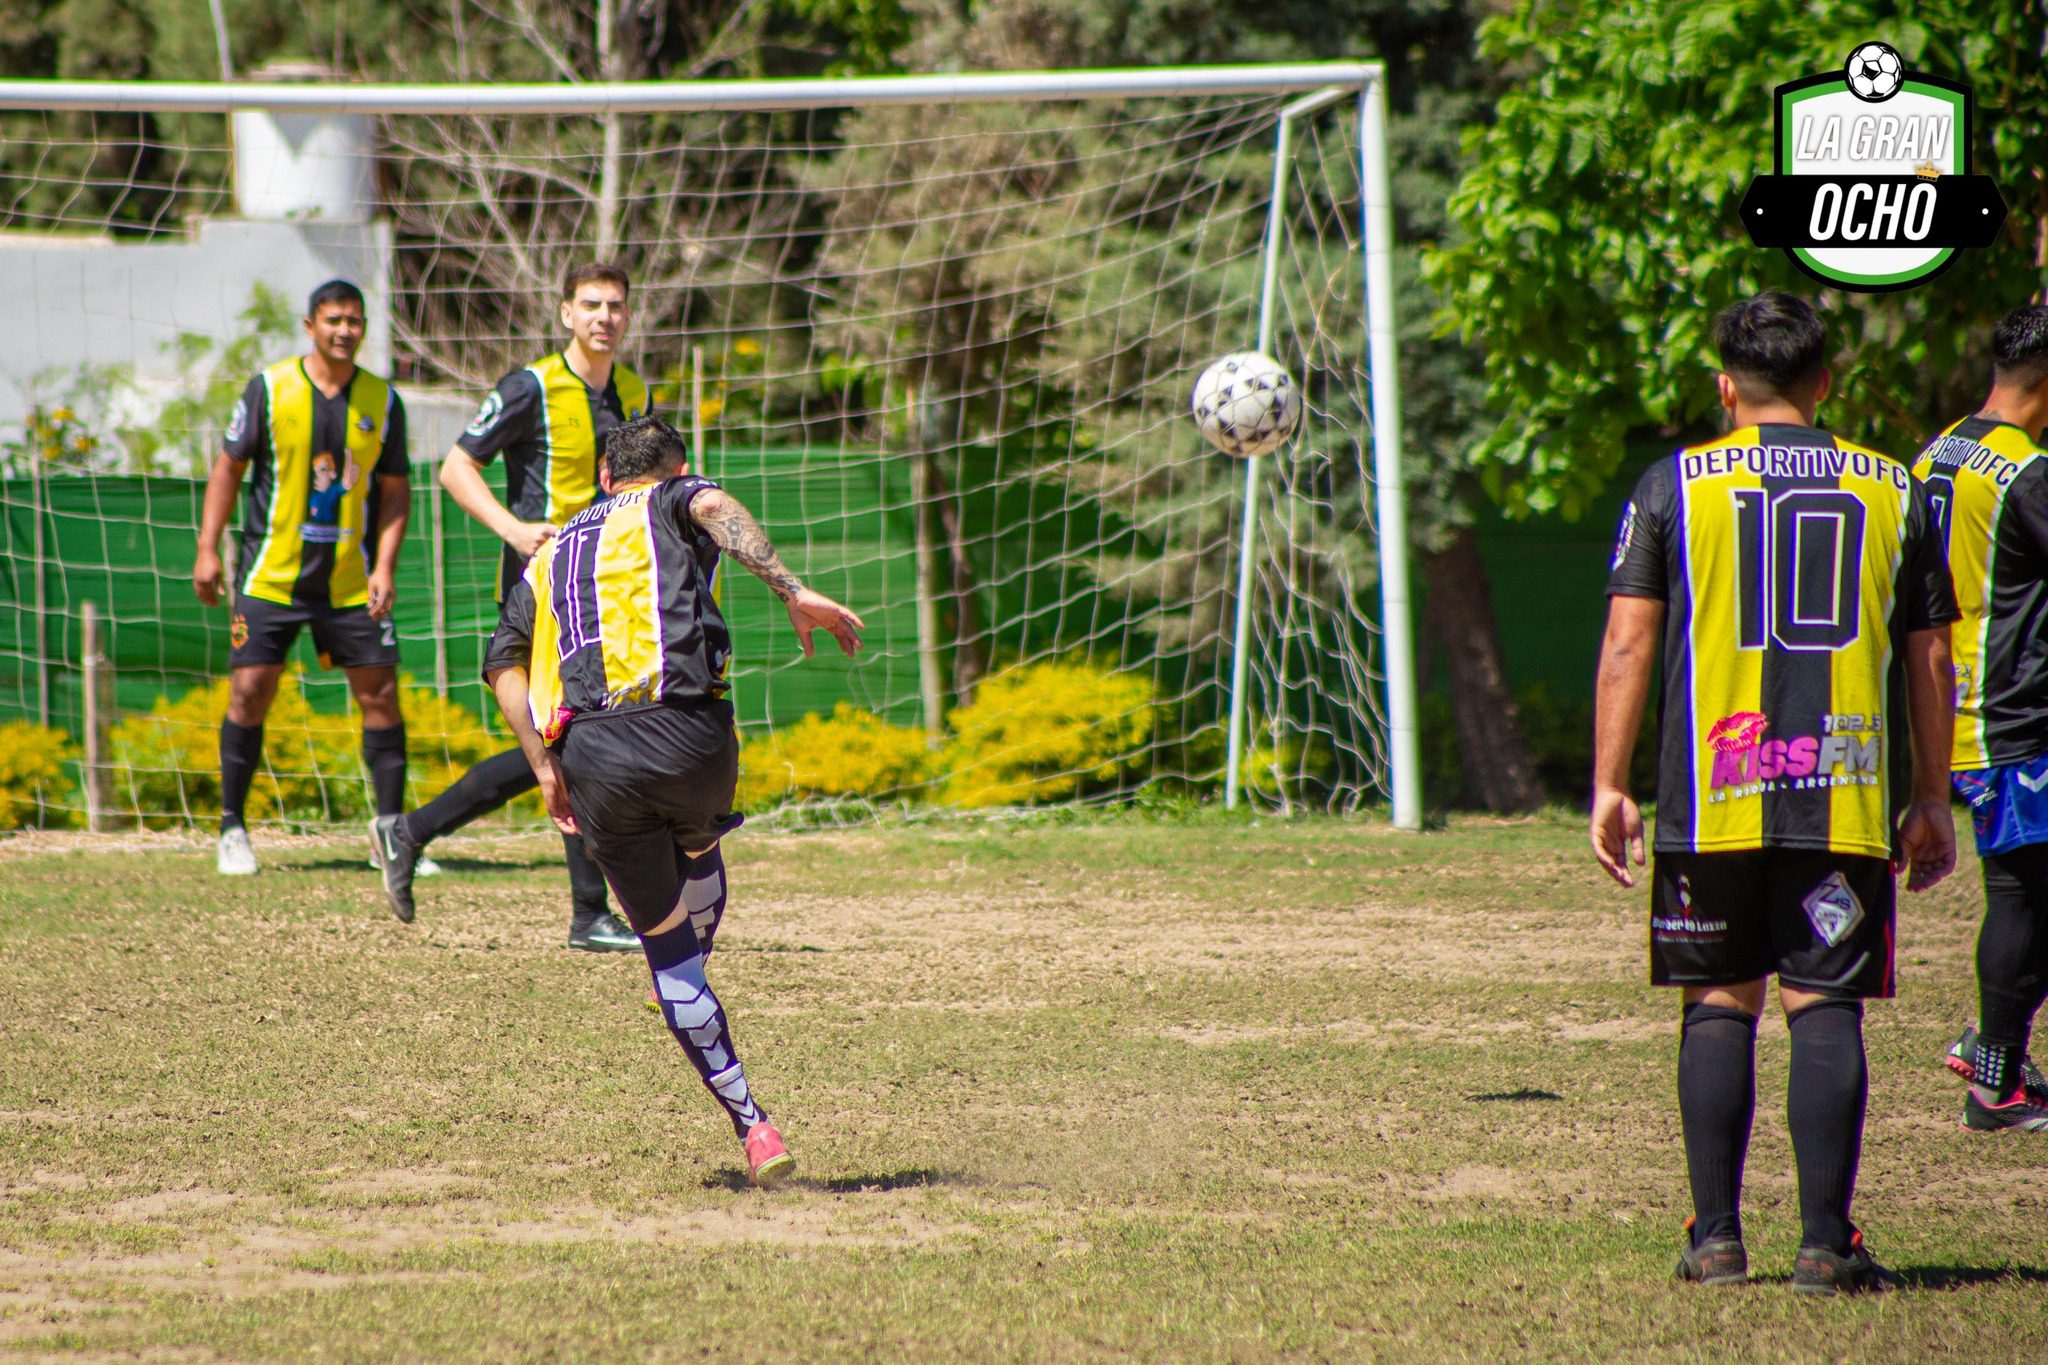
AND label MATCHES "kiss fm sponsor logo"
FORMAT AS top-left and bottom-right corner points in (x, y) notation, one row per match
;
(1705, 710), (1882, 801)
